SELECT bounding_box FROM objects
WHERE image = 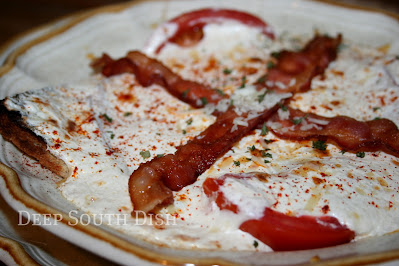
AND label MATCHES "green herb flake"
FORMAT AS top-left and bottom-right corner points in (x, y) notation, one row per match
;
(140, 150), (151, 159)
(373, 107), (381, 111)
(257, 75), (267, 84)
(253, 240), (259, 248)
(186, 118), (193, 125)
(396, 55), (399, 60)
(292, 114), (309, 125)
(124, 112), (132, 117)
(271, 51), (280, 58)
(246, 157), (252, 161)
(223, 68), (232, 75)
(101, 113), (113, 123)
(356, 152), (365, 158)
(340, 150), (346, 154)
(182, 89), (190, 98)
(231, 149), (235, 153)
(233, 161), (241, 166)
(215, 89), (225, 96)
(267, 61), (275, 69)
(264, 139), (272, 144)
(260, 123), (269, 136)
(240, 76), (247, 88)
(110, 133), (115, 139)
(312, 140), (327, 151)
(156, 154), (164, 158)
(248, 145), (256, 151)
(230, 99), (234, 106)
(182, 129), (187, 135)
(201, 97), (208, 105)
(278, 103), (288, 111)
(264, 160), (270, 164)
(257, 91), (268, 103)
(156, 133), (161, 136)
(374, 117), (381, 120)
(262, 151), (272, 158)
